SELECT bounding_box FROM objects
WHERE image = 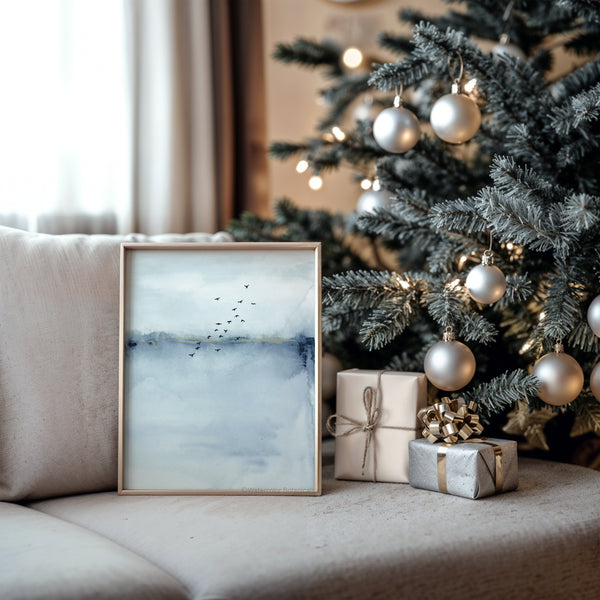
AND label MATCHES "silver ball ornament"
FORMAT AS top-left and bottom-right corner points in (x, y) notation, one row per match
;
(532, 343), (584, 406)
(424, 331), (476, 391)
(587, 294), (600, 337)
(590, 362), (600, 402)
(372, 106), (420, 154)
(356, 188), (389, 214)
(492, 42), (526, 61)
(430, 92), (481, 144)
(465, 253), (506, 304)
